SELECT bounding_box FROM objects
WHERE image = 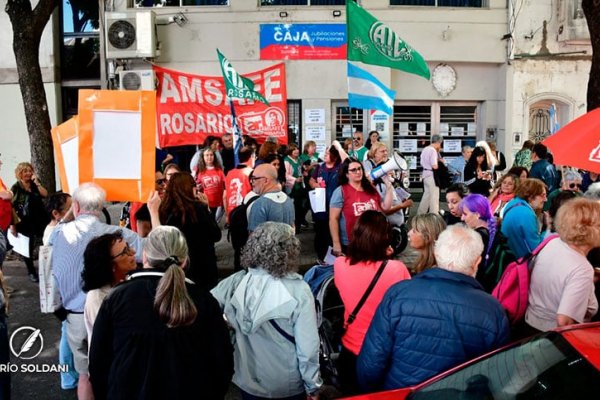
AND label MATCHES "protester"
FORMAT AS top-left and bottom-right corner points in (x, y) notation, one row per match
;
(82, 232), (137, 343)
(255, 137), (280, 166)
(525, 198), (599, 333)
(500, 178), (547, 259)
(51, 183), (152, 399)
(0, 155), (12, 248)
(513, 139), (535, 169)
(464, 146), (493, 196)
(364, 130), (379, 150)
(447, 145), (473, 184)
(417, 134), (444, 214)
(349, 130), (368, 161)
(41, 193), (77, 390)
(211, 222), (322, 400)
(364, 142), (413, 227)
(90, 226), (233, 399)
(443, 183), (469, 226)
(581, 171), (600, 193)
(544, 169), (582, 211)
(159, 172), (221, 290)
(329, 158), (393, 256)
(507, 166), (529, 180)
(10, 162), (49, 282)
(246, 163), (294, 233)
(284, 144), (307, 232)
(407, 213), (446, 274)
(545, 190), (579, 233)
(225, 146), (254, 222)
(489, 173), (518, 217)
(475, 140), (500, 174)
(460, 194), (497, 280)
(195, 147), (226, 218)
(488, 141), (506, 178)
(163, 163), (181, 182)
(129, 171), (167, 236)
(529, 143), (559, 193)
(220, 133), (235, 174)
(309, 142), (348, 263)
(333, 211), (411, 395)
(357, 225), (509, 391)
